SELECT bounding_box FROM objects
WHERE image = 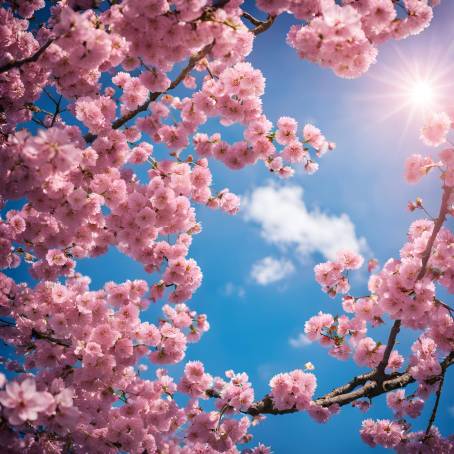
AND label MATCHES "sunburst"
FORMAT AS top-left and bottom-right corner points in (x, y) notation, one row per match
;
(348, 39), (454, 144)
